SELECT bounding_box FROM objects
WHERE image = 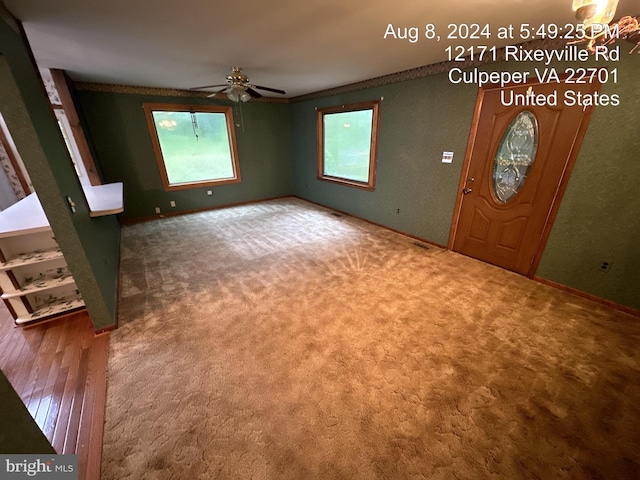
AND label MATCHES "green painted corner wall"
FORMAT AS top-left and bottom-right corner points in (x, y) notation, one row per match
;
(0, 14), (120, 329)
(535, 51), (640, 310)
(289, 53), (640, 312)
(75, 91), (292, 220)
(290, 75), (477, 246)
